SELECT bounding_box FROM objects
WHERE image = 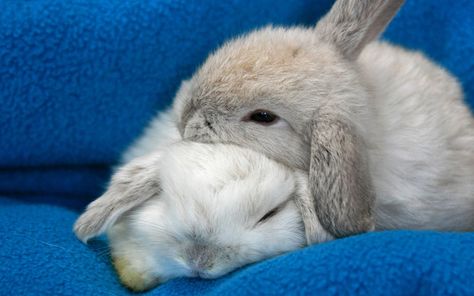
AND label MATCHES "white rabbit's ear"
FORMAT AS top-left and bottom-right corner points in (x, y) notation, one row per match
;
(309, 113), (375, 238)
(315, 0), (404, 60)
(74, 152), (163, 243)
(293, 171), (334, 245)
